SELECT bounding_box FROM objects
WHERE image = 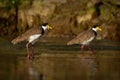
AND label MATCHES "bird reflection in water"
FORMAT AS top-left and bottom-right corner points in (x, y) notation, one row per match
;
(80, 54), (98, 79)
(25, 60), (43, 80)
